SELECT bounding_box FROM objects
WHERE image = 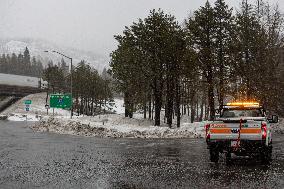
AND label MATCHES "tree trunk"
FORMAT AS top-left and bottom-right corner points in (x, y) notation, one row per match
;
(148, 95), (152, 119)
(190, 89), (196, 123)
(143, 102), (147, 119)
(196, 95), (199, 121)
(166, 80), (174, 128)
(207, 69), (215, 121)
(124, 92), (129, 117)
(199, 95), (205, 121)
(175, 79), (181, 128)
(154, 95), (161, 126)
